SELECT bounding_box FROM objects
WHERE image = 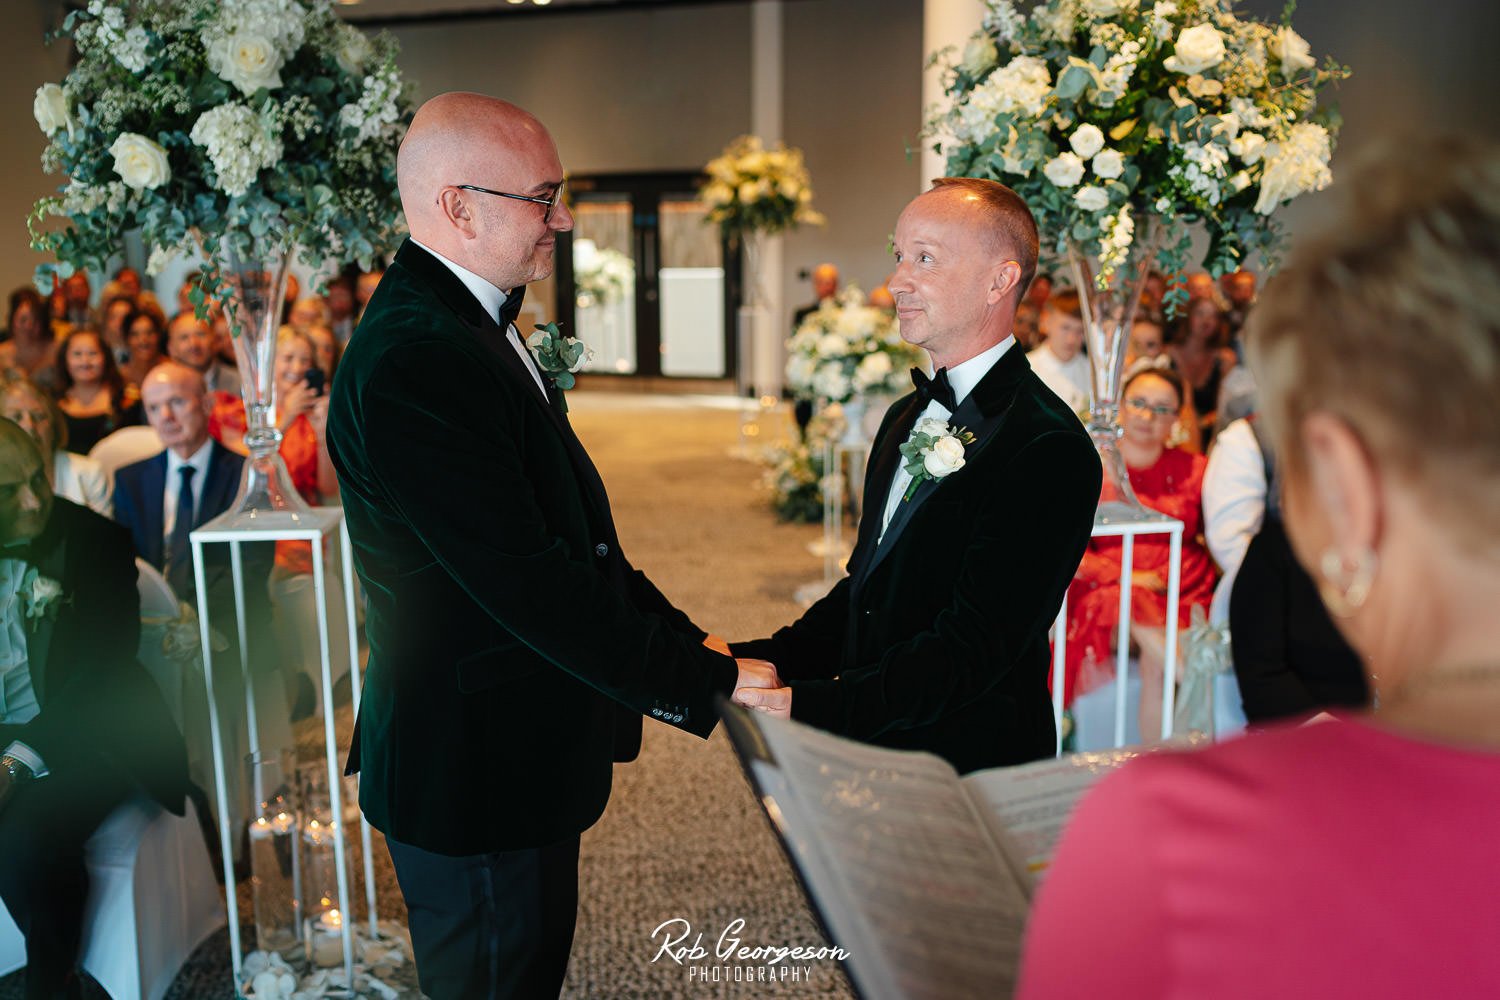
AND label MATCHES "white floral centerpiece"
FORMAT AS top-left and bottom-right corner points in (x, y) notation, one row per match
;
(571, 238), (634, 308)
(925, 0), (1347, 512)
(785, 286), (923, 407)
(30, 0), (414, 521)
(700, 135), (825, 243)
